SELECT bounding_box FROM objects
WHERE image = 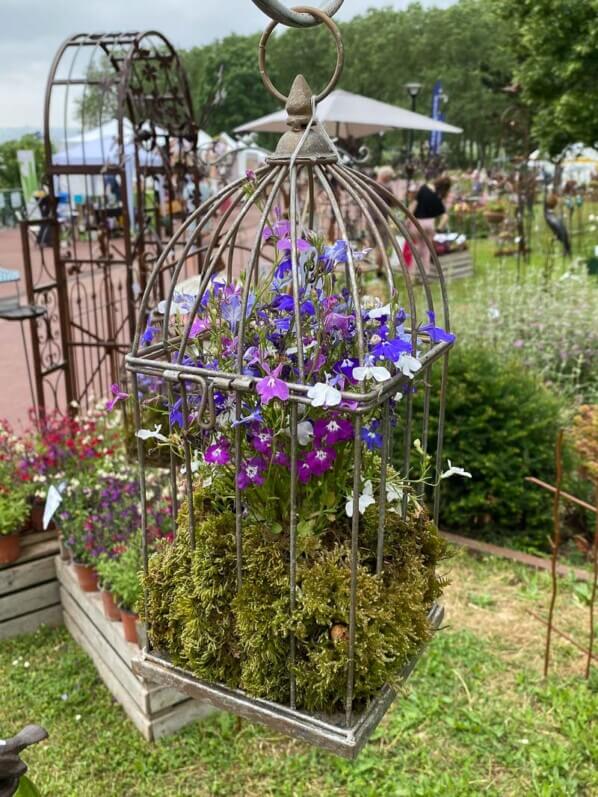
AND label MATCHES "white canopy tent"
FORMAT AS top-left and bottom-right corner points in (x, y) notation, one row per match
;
(529, 144), (598, 186)
(235, 88), (462, 139)
(52, 120), (212, 219)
